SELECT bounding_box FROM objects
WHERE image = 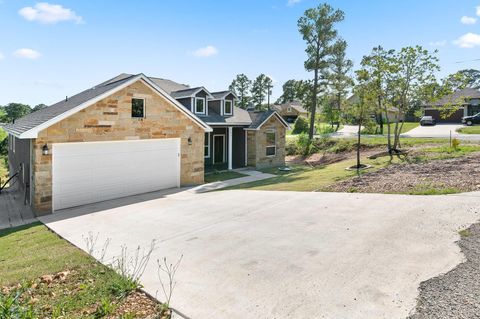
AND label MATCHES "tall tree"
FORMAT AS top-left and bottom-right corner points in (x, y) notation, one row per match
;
(298, 3), (345, 140)
(251, 74), (272, 110)
(3, 103), (31, 123)
(444, 69), (480, 90)
(327, 39), (353, 131)
(265, 76), (273, 109)
(229, 74), (252, 109)
(278, 80), (298, 104)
